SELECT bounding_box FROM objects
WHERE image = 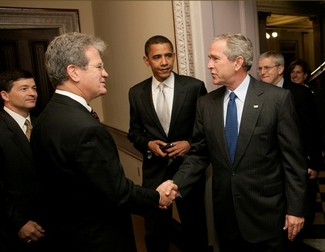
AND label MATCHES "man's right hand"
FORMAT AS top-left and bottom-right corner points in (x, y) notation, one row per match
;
(148, 140), (169, 157)
(18, 220), (45, 243)
(156, 180), (178, 209)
